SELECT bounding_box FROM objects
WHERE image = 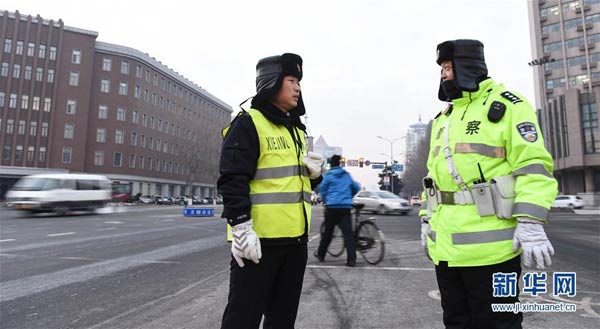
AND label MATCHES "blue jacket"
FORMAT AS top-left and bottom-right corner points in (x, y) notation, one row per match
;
(320, 166), (361, 208)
